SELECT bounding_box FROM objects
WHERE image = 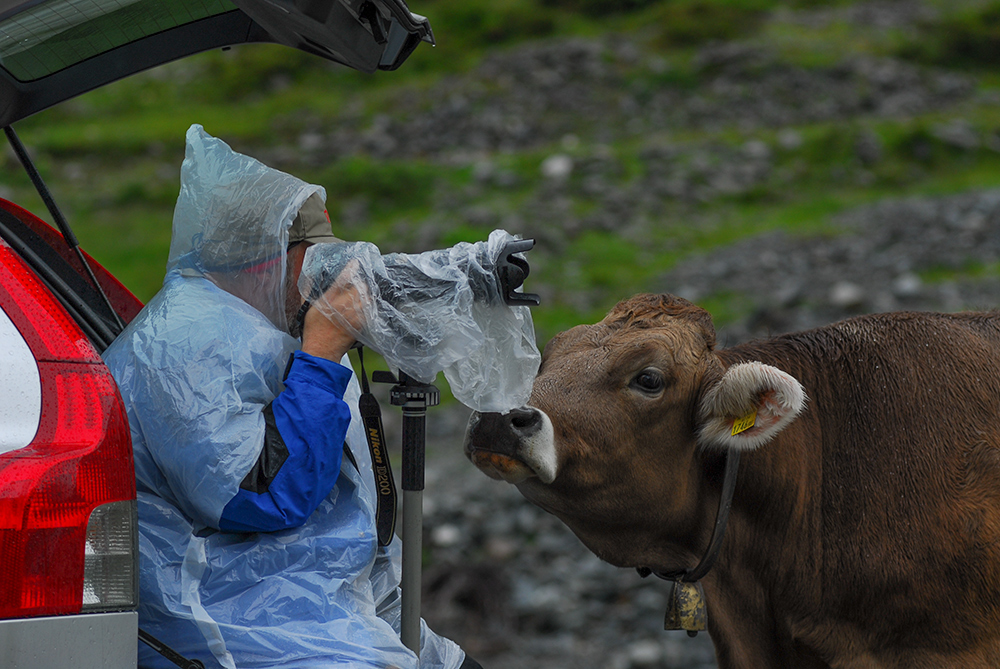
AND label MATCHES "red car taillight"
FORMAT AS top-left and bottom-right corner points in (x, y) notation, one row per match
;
(0, 243), (137, 619)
